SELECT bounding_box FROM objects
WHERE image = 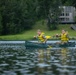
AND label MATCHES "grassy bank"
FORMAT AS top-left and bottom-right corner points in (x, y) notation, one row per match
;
(0, 20), (76, 40)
